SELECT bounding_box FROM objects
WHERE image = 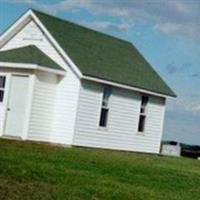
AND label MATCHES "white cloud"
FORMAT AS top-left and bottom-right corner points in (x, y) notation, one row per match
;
(80, 20), (131, 33)
(184, 102), (200, 113)
(154, 23), (184, 35)
(40, 0), (90, 14)
(44, 0), (200, 40)
(6, 0), (34, 3)
(154, 22), (199, 40)
(167, 97), (200, 114)
(173, 1), (190, 13)
(6, 0), (200, 40)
